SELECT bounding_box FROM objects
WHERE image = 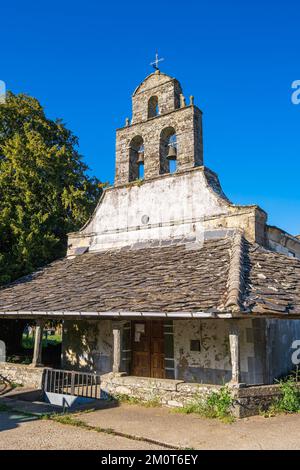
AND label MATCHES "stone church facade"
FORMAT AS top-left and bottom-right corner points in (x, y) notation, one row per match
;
(0, 70), (300, 407)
